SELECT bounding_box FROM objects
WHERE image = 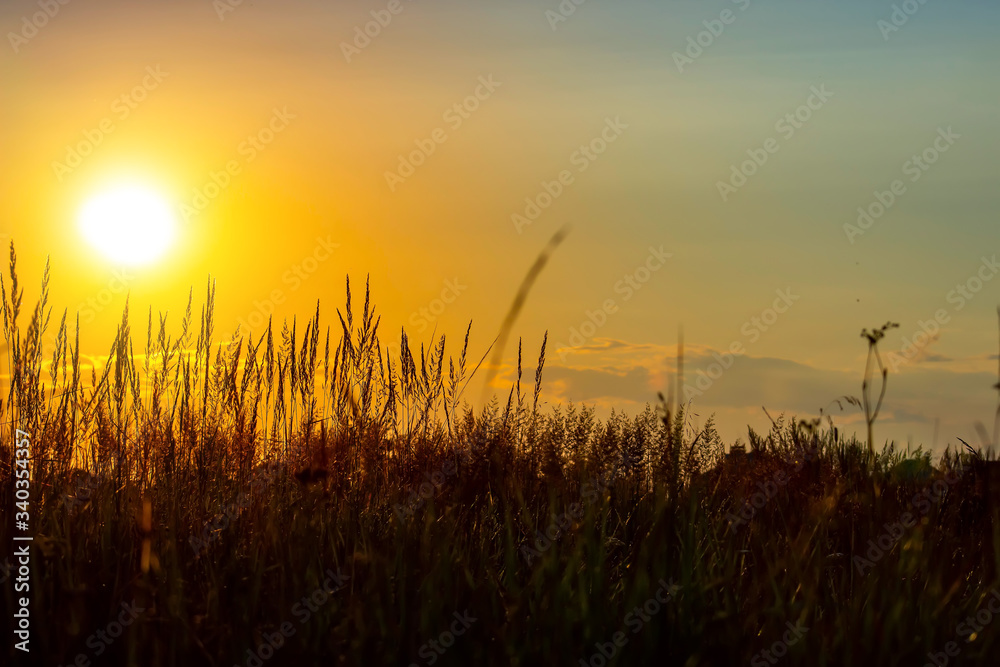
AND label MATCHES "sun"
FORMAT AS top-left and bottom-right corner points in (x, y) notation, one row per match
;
(78, 184), (177, 266)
